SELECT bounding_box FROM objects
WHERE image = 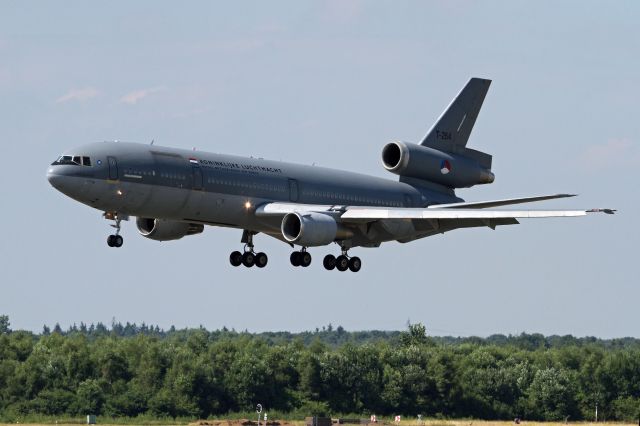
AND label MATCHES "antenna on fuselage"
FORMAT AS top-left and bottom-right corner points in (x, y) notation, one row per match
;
(150, 139), (154, 145)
